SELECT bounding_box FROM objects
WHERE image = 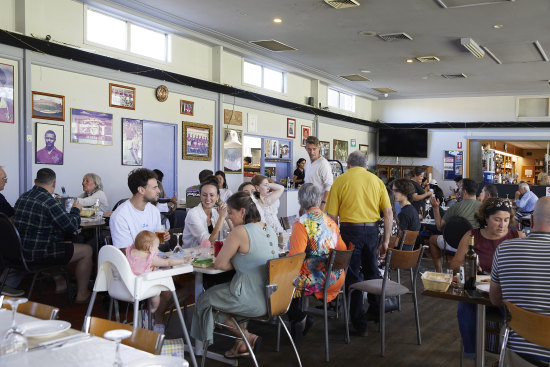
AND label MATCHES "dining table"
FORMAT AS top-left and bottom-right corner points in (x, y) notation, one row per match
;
(79, 217), (106, 256)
